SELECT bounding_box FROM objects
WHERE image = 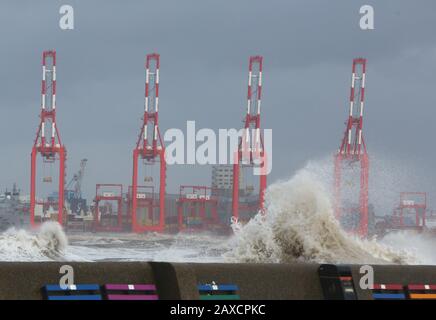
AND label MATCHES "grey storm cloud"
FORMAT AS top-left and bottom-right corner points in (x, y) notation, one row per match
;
(0, 0), (435, 214)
